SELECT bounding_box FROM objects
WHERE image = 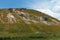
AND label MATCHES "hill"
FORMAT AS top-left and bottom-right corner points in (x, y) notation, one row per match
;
(0, 8), (60, 40)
